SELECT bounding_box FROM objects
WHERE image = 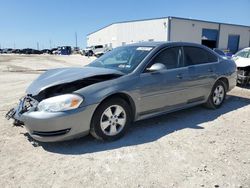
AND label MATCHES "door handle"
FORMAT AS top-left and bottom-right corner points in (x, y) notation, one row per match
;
(176, 74), (183, 79)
